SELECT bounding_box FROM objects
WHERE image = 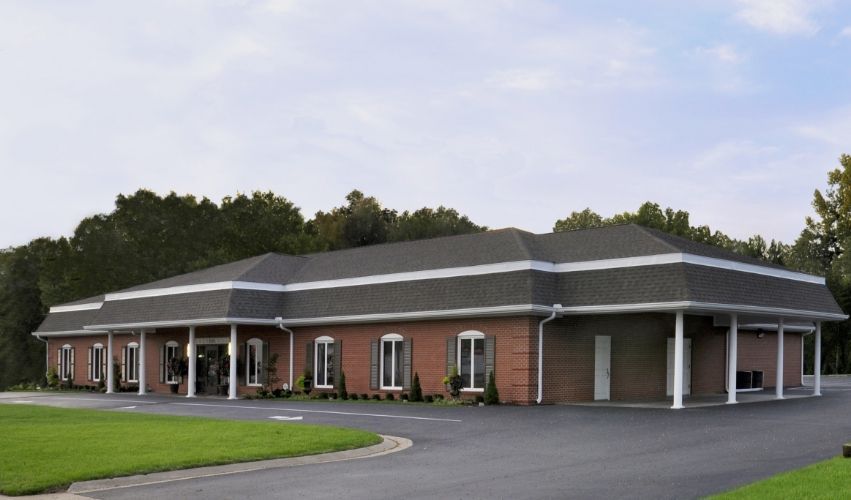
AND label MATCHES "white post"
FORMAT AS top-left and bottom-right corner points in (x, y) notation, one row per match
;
(229, 324), (238, 400)
(187, 326), (196, 398)
(727, 313), (738, 404)
(776, 317), (784, 399)
(289, 328), (294, 391)
(672, 311), (685, 409)
(814, 322), (822, 396)
(106, 331), (115, 394)
(138, 330), (147, 395)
